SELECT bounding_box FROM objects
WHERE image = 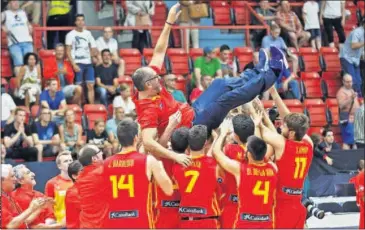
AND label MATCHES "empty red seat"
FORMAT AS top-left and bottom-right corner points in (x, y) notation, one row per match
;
(322, 72), (342, 98)
(189, 48), (204, 62)
(38, 49), (56, 60)
(31, 105), (40, 119)
(83, 104), (108, 130)
(320, 47), (341, 72)
(67, 104), (83, 126)
(9, 77), (17, 92)
(299, 48), (321, 72)
(344, 24), (357, 37)
(262, 100), (275, 109)
(167, 48), (190, 75)
(283, 99), (303, 113)
(300, 72), (325, 99)
(119, 49), (142, 75)
(326, 98), (340, 125)
(304, 99), (327, 127)
(33, 24), (43, 50)
(358, 1), (365, 15)
(151, 1), (167, 26)
(233, 47), (253, 71)
(149, 28), (163, 48)
(231, 1), (249, 25)
(108, 104), (114, 117)
(143, 48), (167, 75)
(1, 50), (13, 78)
(175, 75), (187, 95)
(1, 32), (8, 48)
(17, 106), (30, 124)
(211, 2), (232, 25)
(171, 29), (181, 48)
(307, 126), (324, 136)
